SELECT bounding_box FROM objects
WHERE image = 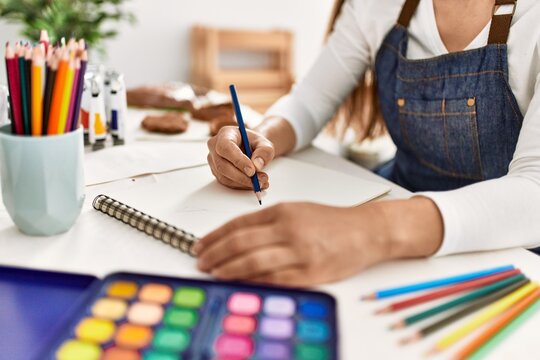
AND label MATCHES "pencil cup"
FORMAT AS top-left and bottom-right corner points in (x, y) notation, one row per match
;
(0, 125), (85, 236)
